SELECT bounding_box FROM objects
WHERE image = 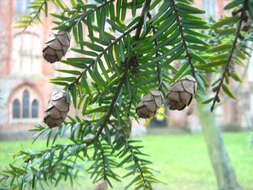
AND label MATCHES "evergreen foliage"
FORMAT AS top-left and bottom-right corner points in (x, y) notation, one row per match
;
(1, 0), (252, 189)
